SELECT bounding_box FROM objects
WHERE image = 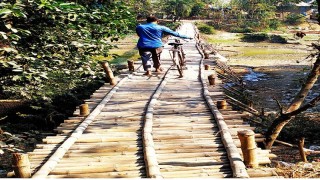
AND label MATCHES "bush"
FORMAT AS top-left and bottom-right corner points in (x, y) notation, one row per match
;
(285, 13), (306, 25)
(268, 19), (281, 30)
(241, 33), (268, 42)
(197, 23), (216, 34)
(270, 35), (287, 43)
(230, 27), (253, 33)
